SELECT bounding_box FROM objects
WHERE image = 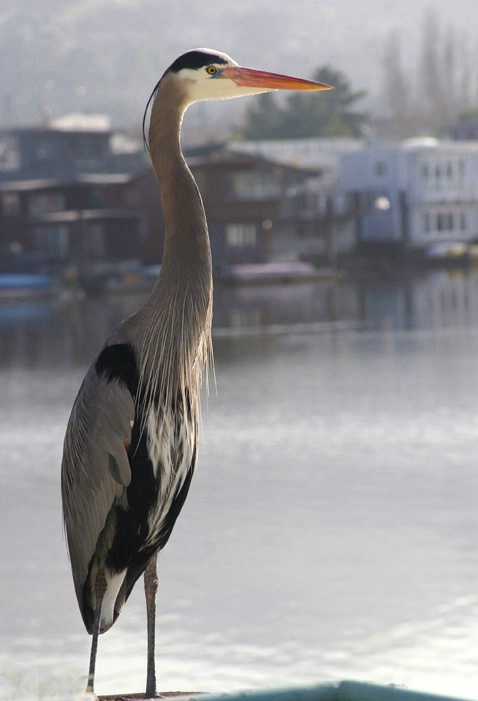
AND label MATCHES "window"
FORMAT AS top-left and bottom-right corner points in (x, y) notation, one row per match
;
(225, 223), (257, 248)
(437, 213), (448, 231)
(373, 160), (388, 177)
(231, 171), (280, 199)
(423, 213), (430, 233)
(34, 138), (54, 163)
(426, 209), (467, 234)
(28, 192), (65, 216)
(0, 135), (20, 171)
(1, 192), (20, 216)
(35, 225), (69, 258)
